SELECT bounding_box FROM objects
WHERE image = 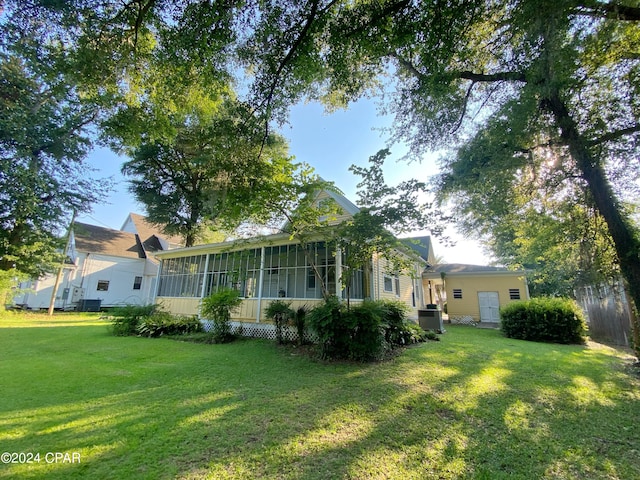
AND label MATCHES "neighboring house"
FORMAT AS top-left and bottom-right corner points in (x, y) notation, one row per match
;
(422, 263), (530, 324)
(16, 215), (182, 310)
(153, 189), (428, 322)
